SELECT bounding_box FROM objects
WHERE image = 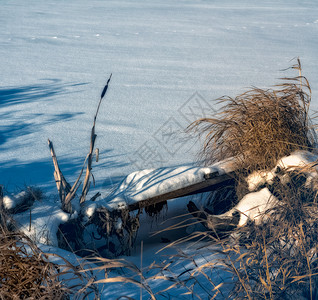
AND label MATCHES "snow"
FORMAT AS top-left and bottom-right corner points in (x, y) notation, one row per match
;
(2, 190), (27, 210)
(222, 150), (318, 227)
(104, 158), (235, 211)
(275, 150), (318, 187)
(246, 170), (275, 192)
(276, 149), (318, 170)
(84, 202), (97, 218)
(246, 150), (318, 192)
(224, 187), (278, 226)
(98, 242), (233, 300)
(1, 0), (318, 298)
(14, 199), (70, 246)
